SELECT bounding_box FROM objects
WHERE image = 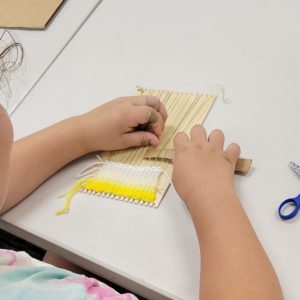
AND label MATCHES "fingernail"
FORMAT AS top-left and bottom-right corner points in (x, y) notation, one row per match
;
(149, 140), (157, 146)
